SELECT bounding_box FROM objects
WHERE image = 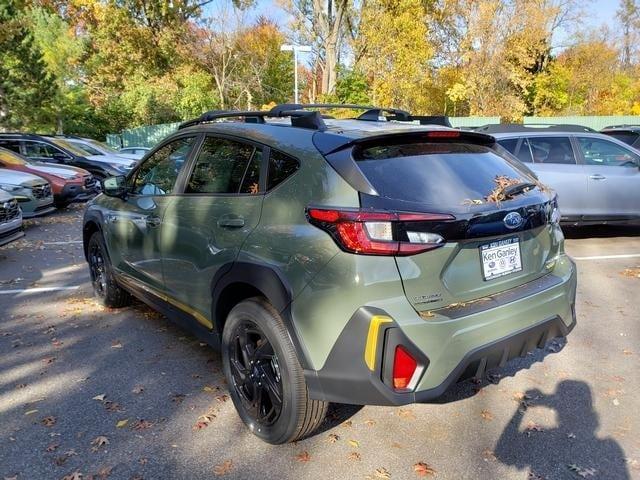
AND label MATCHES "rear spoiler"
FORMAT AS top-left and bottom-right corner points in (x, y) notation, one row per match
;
(312, 129), (496, 156)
